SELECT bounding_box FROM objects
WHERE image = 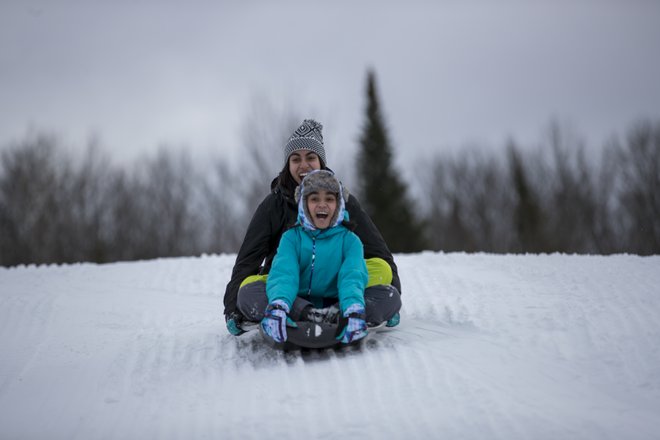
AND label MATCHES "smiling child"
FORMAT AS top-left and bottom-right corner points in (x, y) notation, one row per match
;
(261, 170), (369, 344)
